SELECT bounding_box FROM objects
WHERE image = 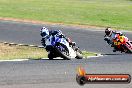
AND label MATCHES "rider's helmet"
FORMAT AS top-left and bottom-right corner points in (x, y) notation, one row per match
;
(105, 27), (112, 36)
(40, 27), (49, 38)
